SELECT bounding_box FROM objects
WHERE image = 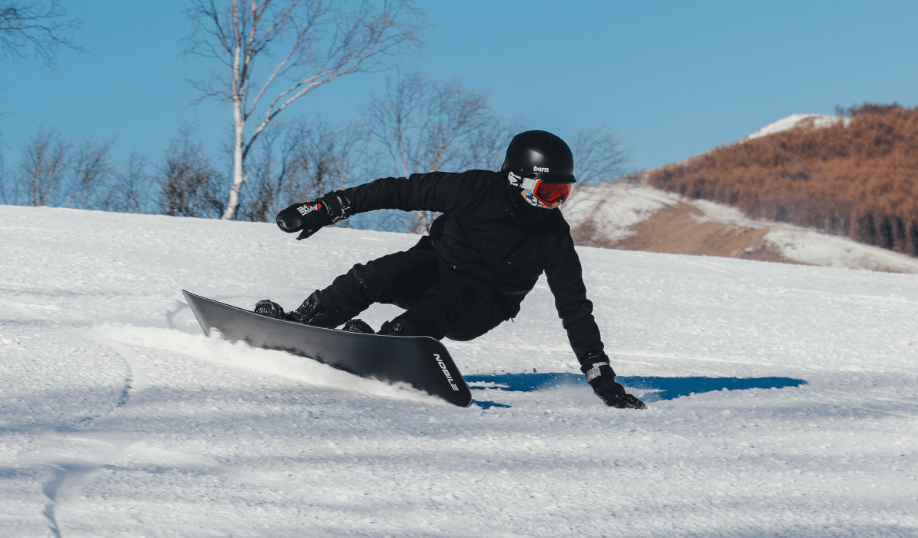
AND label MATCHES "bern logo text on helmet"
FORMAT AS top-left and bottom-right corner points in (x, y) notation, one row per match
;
(533, 166), (550, 173)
